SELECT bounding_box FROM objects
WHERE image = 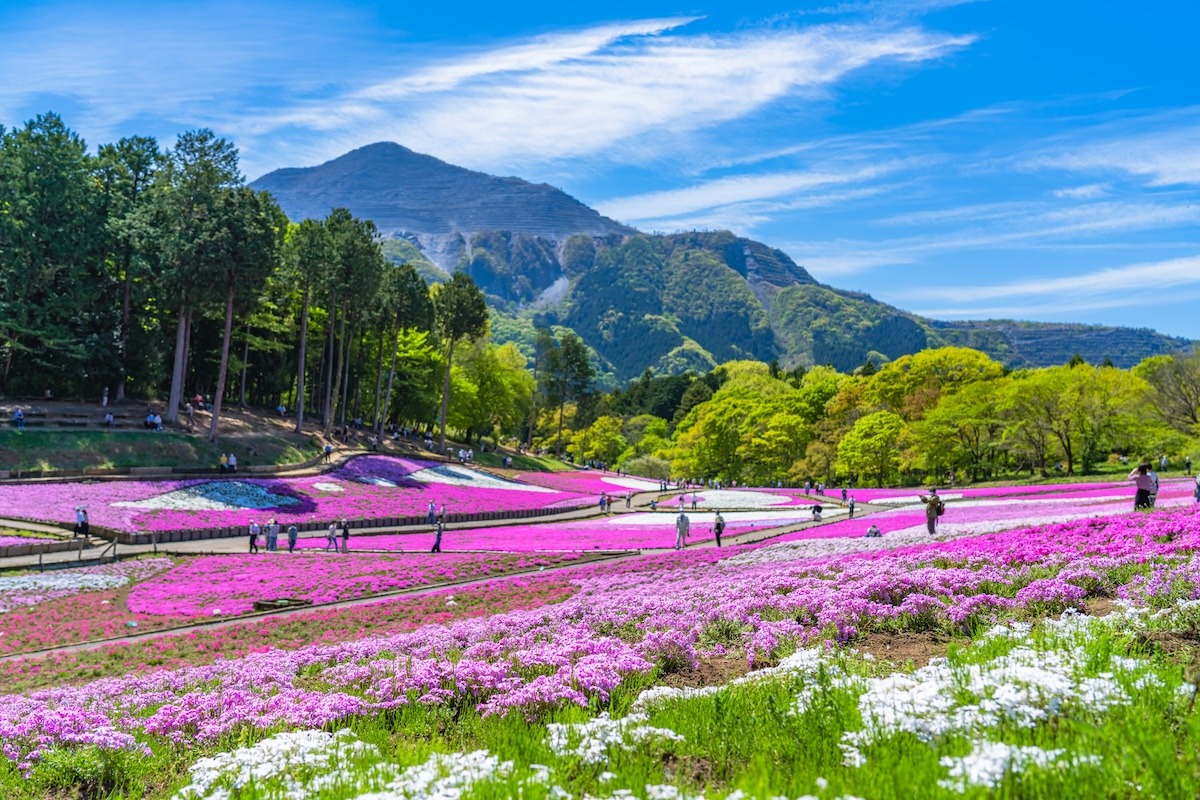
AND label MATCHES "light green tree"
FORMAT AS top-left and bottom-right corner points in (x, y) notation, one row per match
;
(837, 410), (905, 487)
